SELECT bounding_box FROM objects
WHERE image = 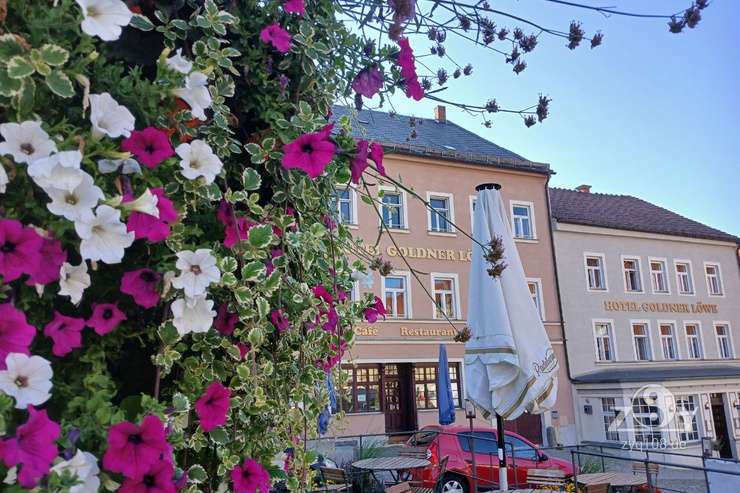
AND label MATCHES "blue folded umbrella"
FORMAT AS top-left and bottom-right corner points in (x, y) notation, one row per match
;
(438, 344), (456, 425)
